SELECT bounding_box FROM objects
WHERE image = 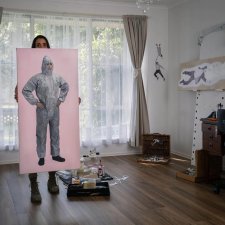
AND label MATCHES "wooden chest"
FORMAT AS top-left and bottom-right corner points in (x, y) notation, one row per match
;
(202, 123), (225, 156)
(201, 121), (225, 179)
(142, 133), (170, 158)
